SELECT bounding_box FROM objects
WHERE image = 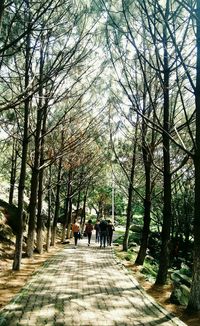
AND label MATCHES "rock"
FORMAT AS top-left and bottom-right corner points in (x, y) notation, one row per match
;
(62, 240), (70, 244)
(180, 263), (192, 277)
(132, 247), (140, 253)
(170, 287), (182, 305)
(171, 271), (191, 288)
(170, 269), (191, 306)
(130, 225), (142, 232)
(180, 284), (190, 298)
(145, 255), (155, 263)
(129, 242), (138, 247)
(170, 284), (190, 305)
